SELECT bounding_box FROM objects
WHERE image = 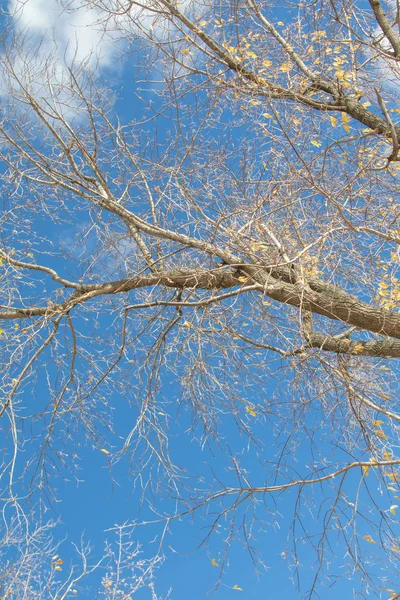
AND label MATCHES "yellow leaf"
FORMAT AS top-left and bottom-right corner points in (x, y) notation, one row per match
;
(182, 48), (192, 56)
(279, 62), (292, 72)
(182, 321), (192, 327)
(237, 276), (248, 283)
(262, 59), (272, 67)
(262, 113), (273, 119)
(51, 555), (59, 561)
(313, 30), (327, 39)
(211, 558), (218, 567)
(384, 451), (392, 460)
(362, 465), (370, 476)
(352, 343), (364, 354)
(390, 504), (398, 515)
(233, 585), (243, 591)
(386, 472), (400, 482)
(101, 448), (110, 455)
(330, 116), (337, 127)
(372, 420), (384, 427)
(341, 112), (351, 123)
(200, 20), (207, 26)
(246, 406), (257, 417)
(363, 534), (376, 544)
(311, 140), (322, 147)
(246, 51), (257, 59)
(391, 547), (400, 553)
(56, 559), (64, 564)
(376, 429), (388, 440)
(343, 125), (351, 132)
(55, 566), (62, 571)
(361, 101), (371, 108)
(0, 329), (3, 336)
